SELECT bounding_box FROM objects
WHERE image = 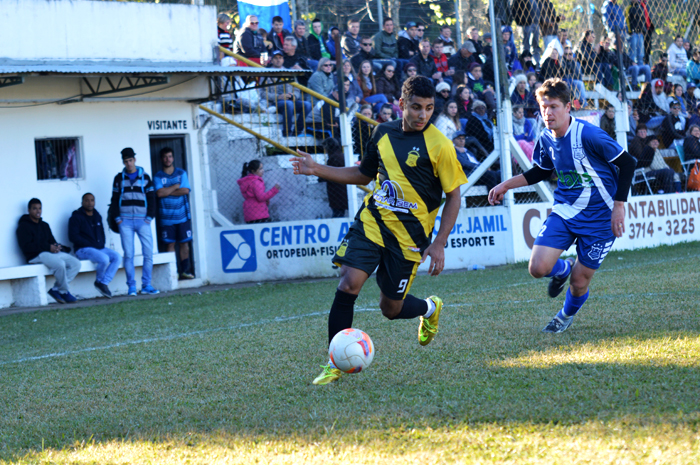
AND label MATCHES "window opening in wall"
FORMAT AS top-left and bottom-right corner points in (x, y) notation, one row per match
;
(35, 137), (81, 181)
